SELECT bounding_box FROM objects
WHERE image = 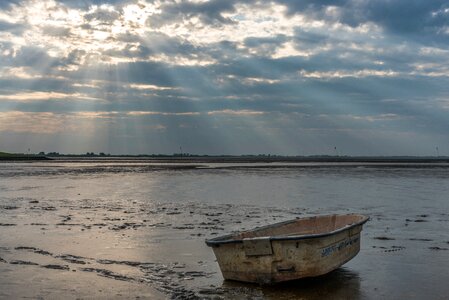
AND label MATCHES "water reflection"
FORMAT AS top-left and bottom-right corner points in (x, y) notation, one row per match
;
(222, 268), (362, 300)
